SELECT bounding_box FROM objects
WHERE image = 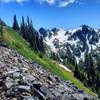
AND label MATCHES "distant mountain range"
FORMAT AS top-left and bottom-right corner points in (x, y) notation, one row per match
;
(39, 25), (100, 64)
